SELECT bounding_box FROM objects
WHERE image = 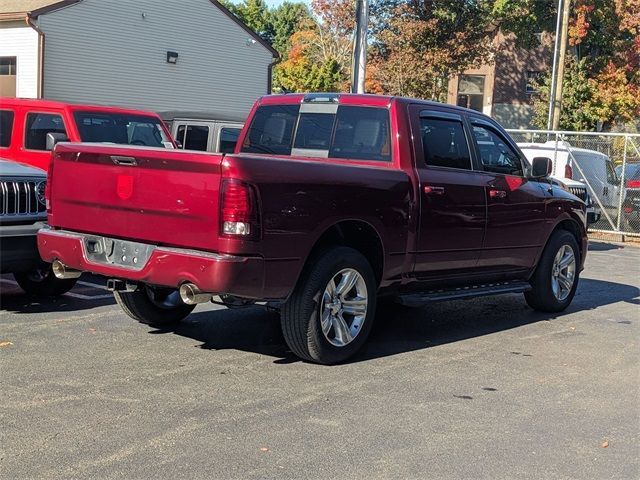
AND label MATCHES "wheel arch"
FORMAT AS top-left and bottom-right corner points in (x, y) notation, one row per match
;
(294, 220), (385, 293)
